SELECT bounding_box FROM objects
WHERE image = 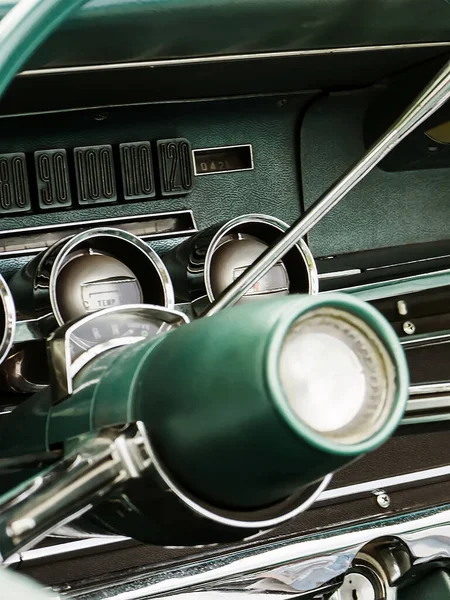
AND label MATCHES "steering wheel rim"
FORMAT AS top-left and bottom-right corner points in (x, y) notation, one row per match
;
(0, 0), (88, 102)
